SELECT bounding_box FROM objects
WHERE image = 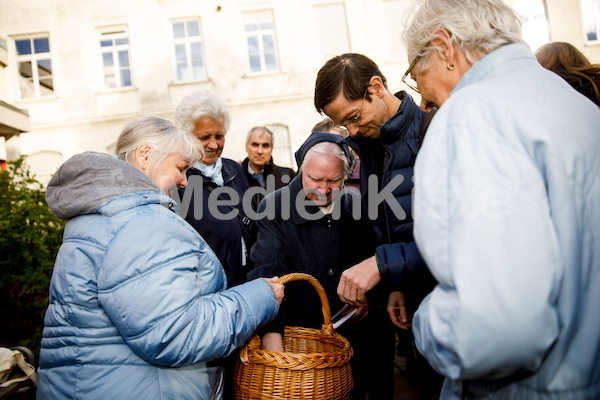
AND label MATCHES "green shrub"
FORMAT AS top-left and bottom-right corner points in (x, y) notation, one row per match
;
(0, 157), (65, 357)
